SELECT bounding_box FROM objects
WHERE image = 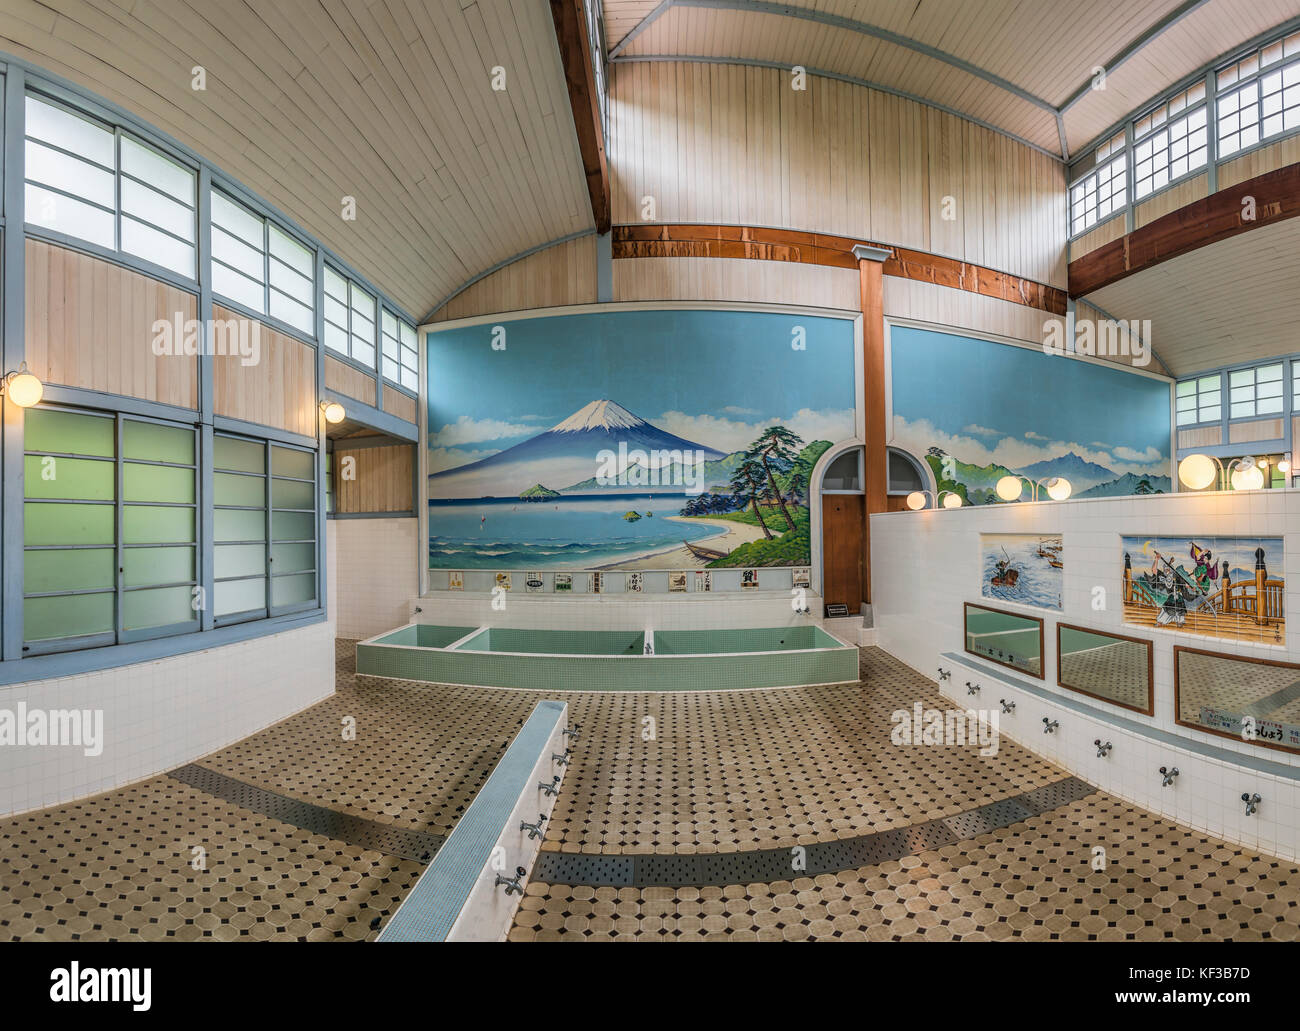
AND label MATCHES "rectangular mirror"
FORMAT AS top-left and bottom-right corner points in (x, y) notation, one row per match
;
(1057, 623), (1153, 714)
(1175, 646), (1300, 753)
(963, 602), (1044, 679)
